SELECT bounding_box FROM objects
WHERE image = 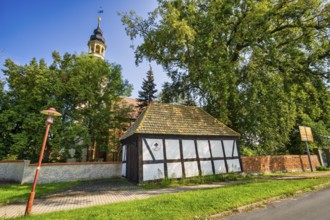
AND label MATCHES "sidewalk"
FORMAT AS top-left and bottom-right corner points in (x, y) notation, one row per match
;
(0, 178), (229, 218)
(1, 171), (330, 219)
